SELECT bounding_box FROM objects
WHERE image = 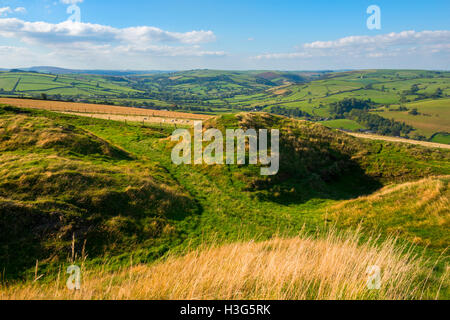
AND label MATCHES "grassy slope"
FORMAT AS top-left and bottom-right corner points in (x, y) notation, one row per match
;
(329, 176), (449, 249)
(432, 133), (450, 144)
(0, 106), (198, 276)
(0, 106), (449, 292)
(375, 98), (450, 139)
(321, 119), (366, 131)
